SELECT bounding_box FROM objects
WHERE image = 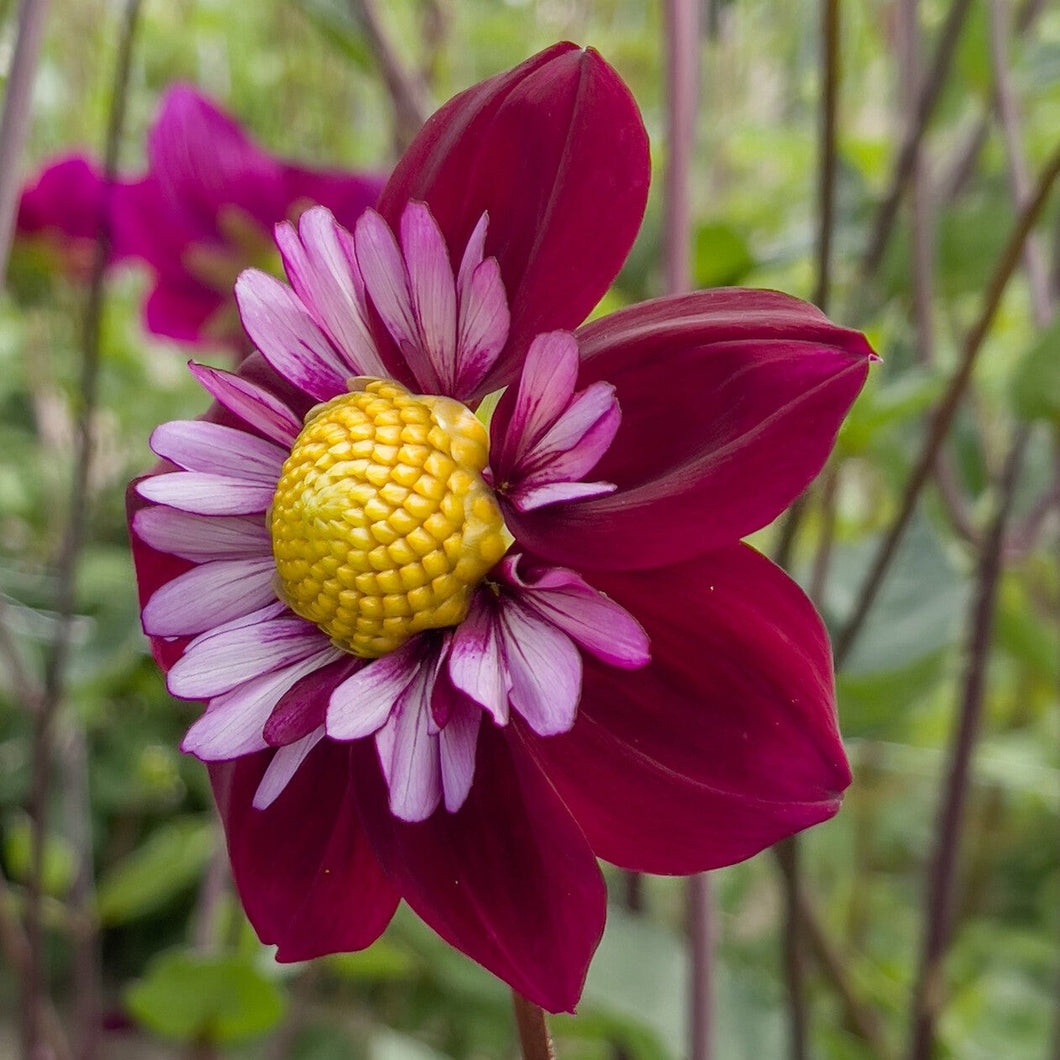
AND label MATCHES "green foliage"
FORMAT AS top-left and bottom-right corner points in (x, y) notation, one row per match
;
(96, 816), (215, 925)
(125, 949), (286, 1044)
